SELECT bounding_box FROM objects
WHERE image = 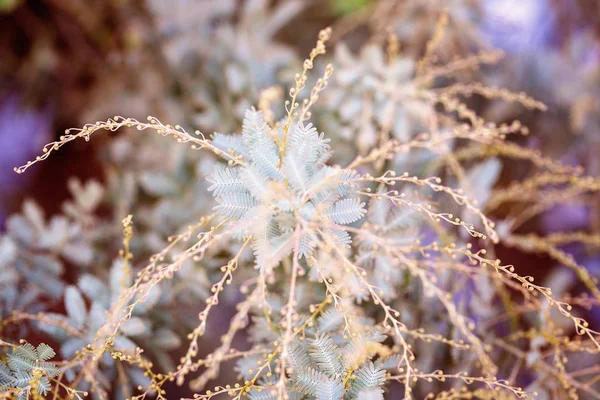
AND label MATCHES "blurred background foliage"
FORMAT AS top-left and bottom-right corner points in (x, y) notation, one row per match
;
(0, 0), (598, 223)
